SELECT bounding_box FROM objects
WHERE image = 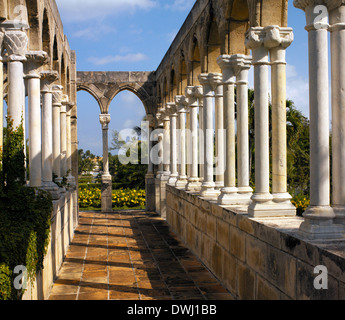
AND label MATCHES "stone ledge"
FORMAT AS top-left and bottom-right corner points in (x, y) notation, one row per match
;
(166, 185), (345, 300)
